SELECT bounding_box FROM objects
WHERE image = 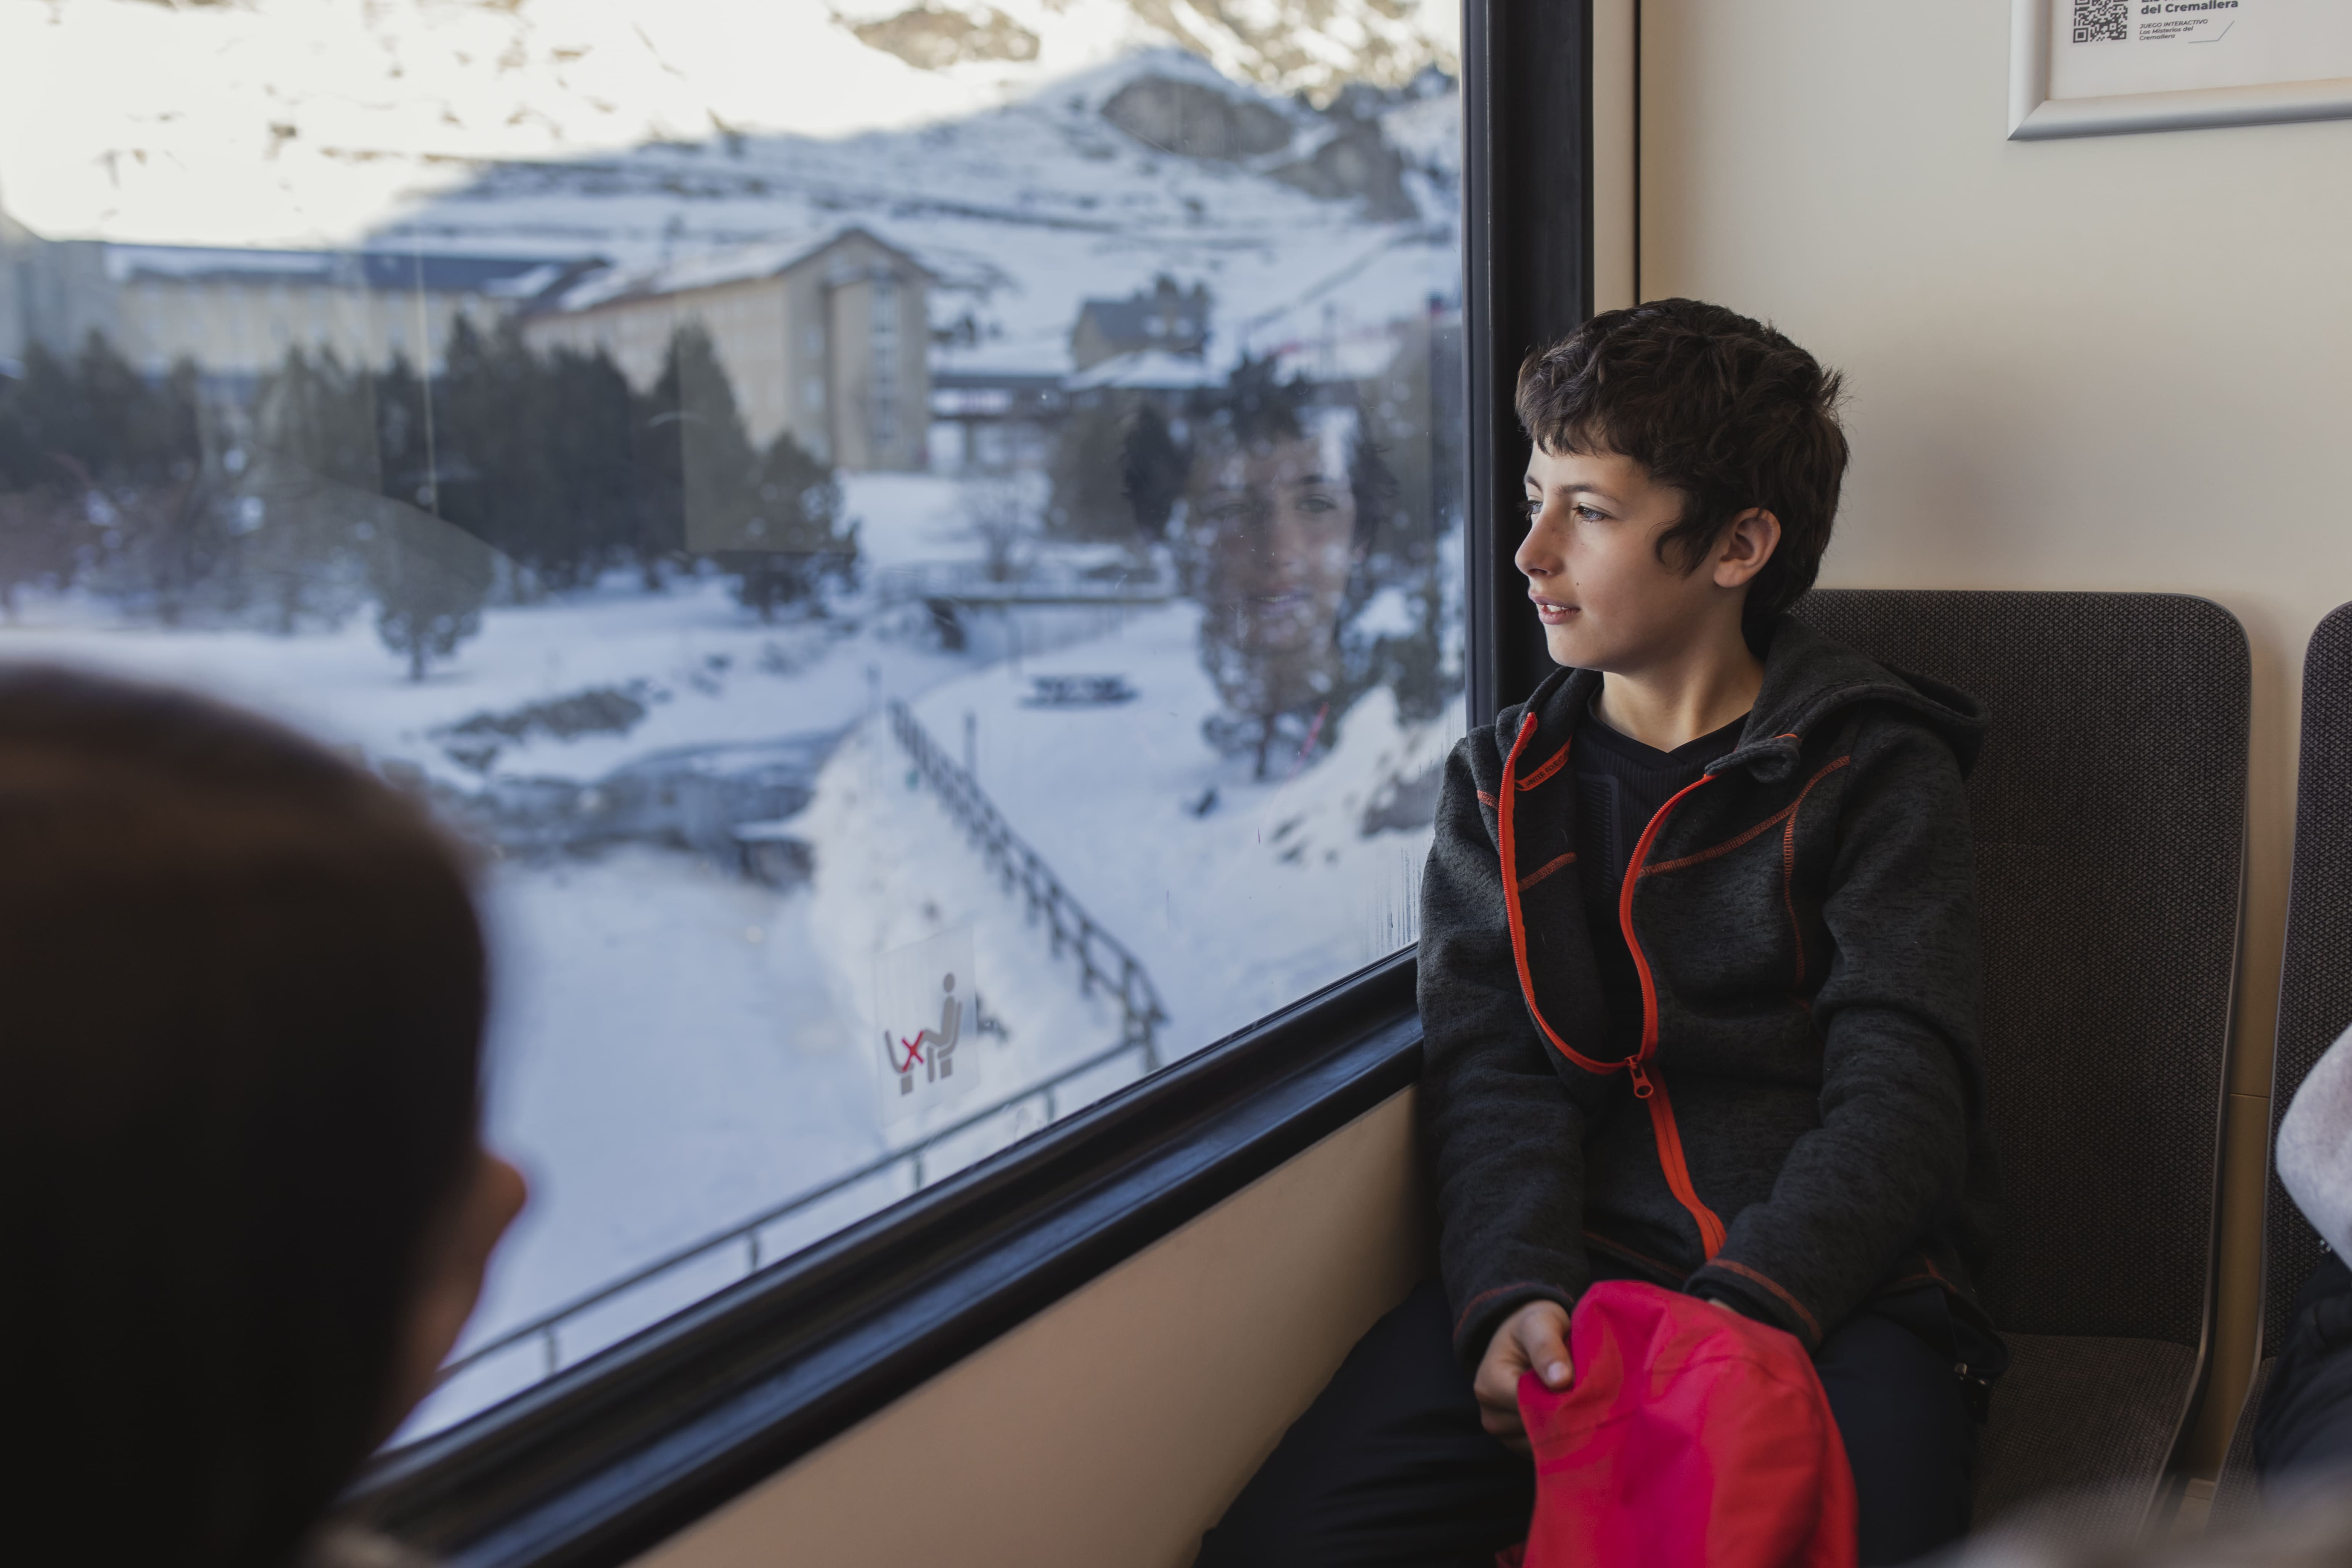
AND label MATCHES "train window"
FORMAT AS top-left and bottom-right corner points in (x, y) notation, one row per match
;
(0, 1), (1466, 1441)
